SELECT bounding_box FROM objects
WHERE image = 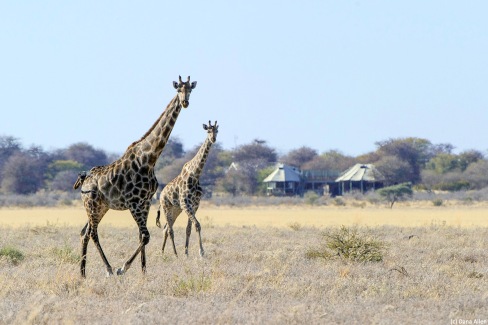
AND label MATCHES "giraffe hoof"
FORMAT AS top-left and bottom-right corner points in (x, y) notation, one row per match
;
(106, 269), (114, 277)
(116, 268), (125, 276)
(200, 250), (205, 257)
